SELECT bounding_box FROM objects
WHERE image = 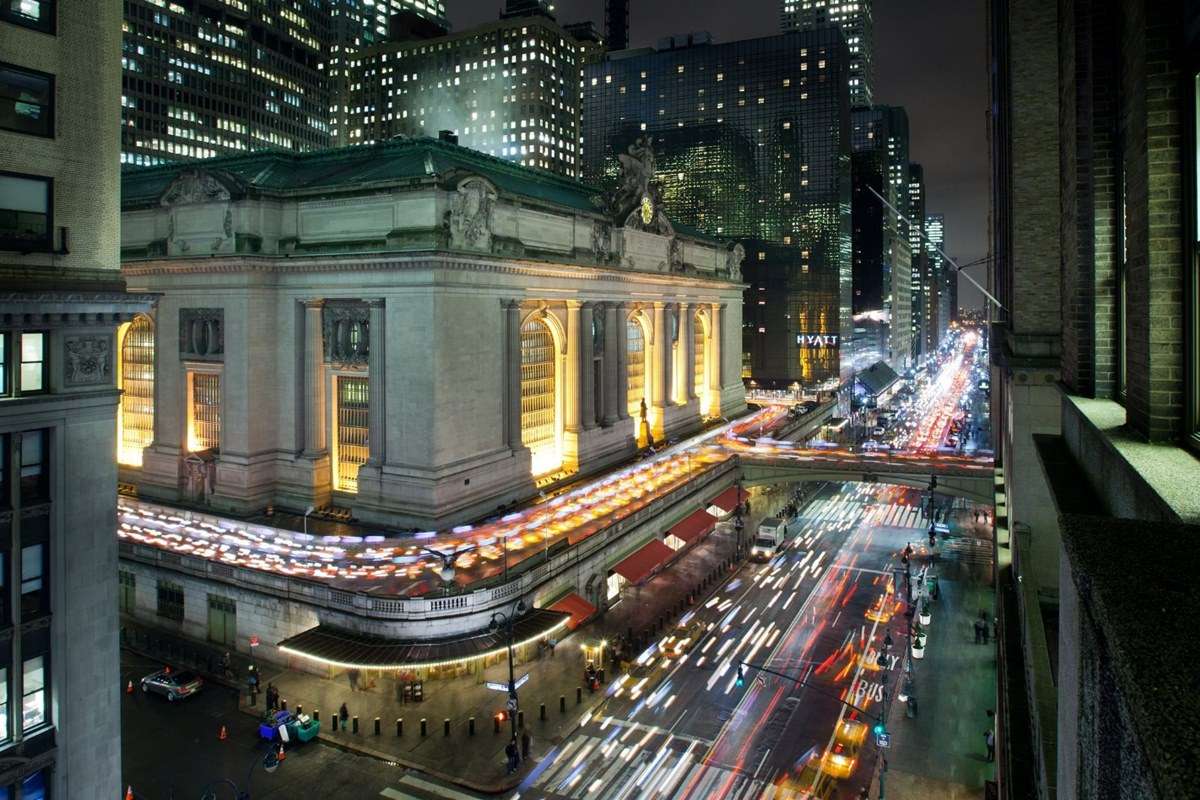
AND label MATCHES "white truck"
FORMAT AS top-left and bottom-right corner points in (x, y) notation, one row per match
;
(752, 517), (787, 561)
